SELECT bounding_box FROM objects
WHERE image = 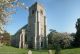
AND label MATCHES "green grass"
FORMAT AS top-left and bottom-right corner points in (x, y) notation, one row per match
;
(0, 46), (80, 54)
(0, 46), (27, 54)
